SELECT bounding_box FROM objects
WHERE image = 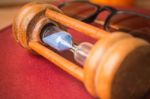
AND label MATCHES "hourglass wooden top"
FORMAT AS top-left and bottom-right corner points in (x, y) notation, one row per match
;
(13, 2), (63, 49)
